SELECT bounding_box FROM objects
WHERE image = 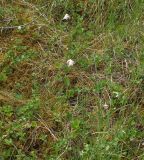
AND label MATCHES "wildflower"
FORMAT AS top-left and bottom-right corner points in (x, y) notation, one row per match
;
(103, 103), (109, 110)
(62, 14), (70, 21)
(67, 59), (75, 67)
(18, 26), (22, 30)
